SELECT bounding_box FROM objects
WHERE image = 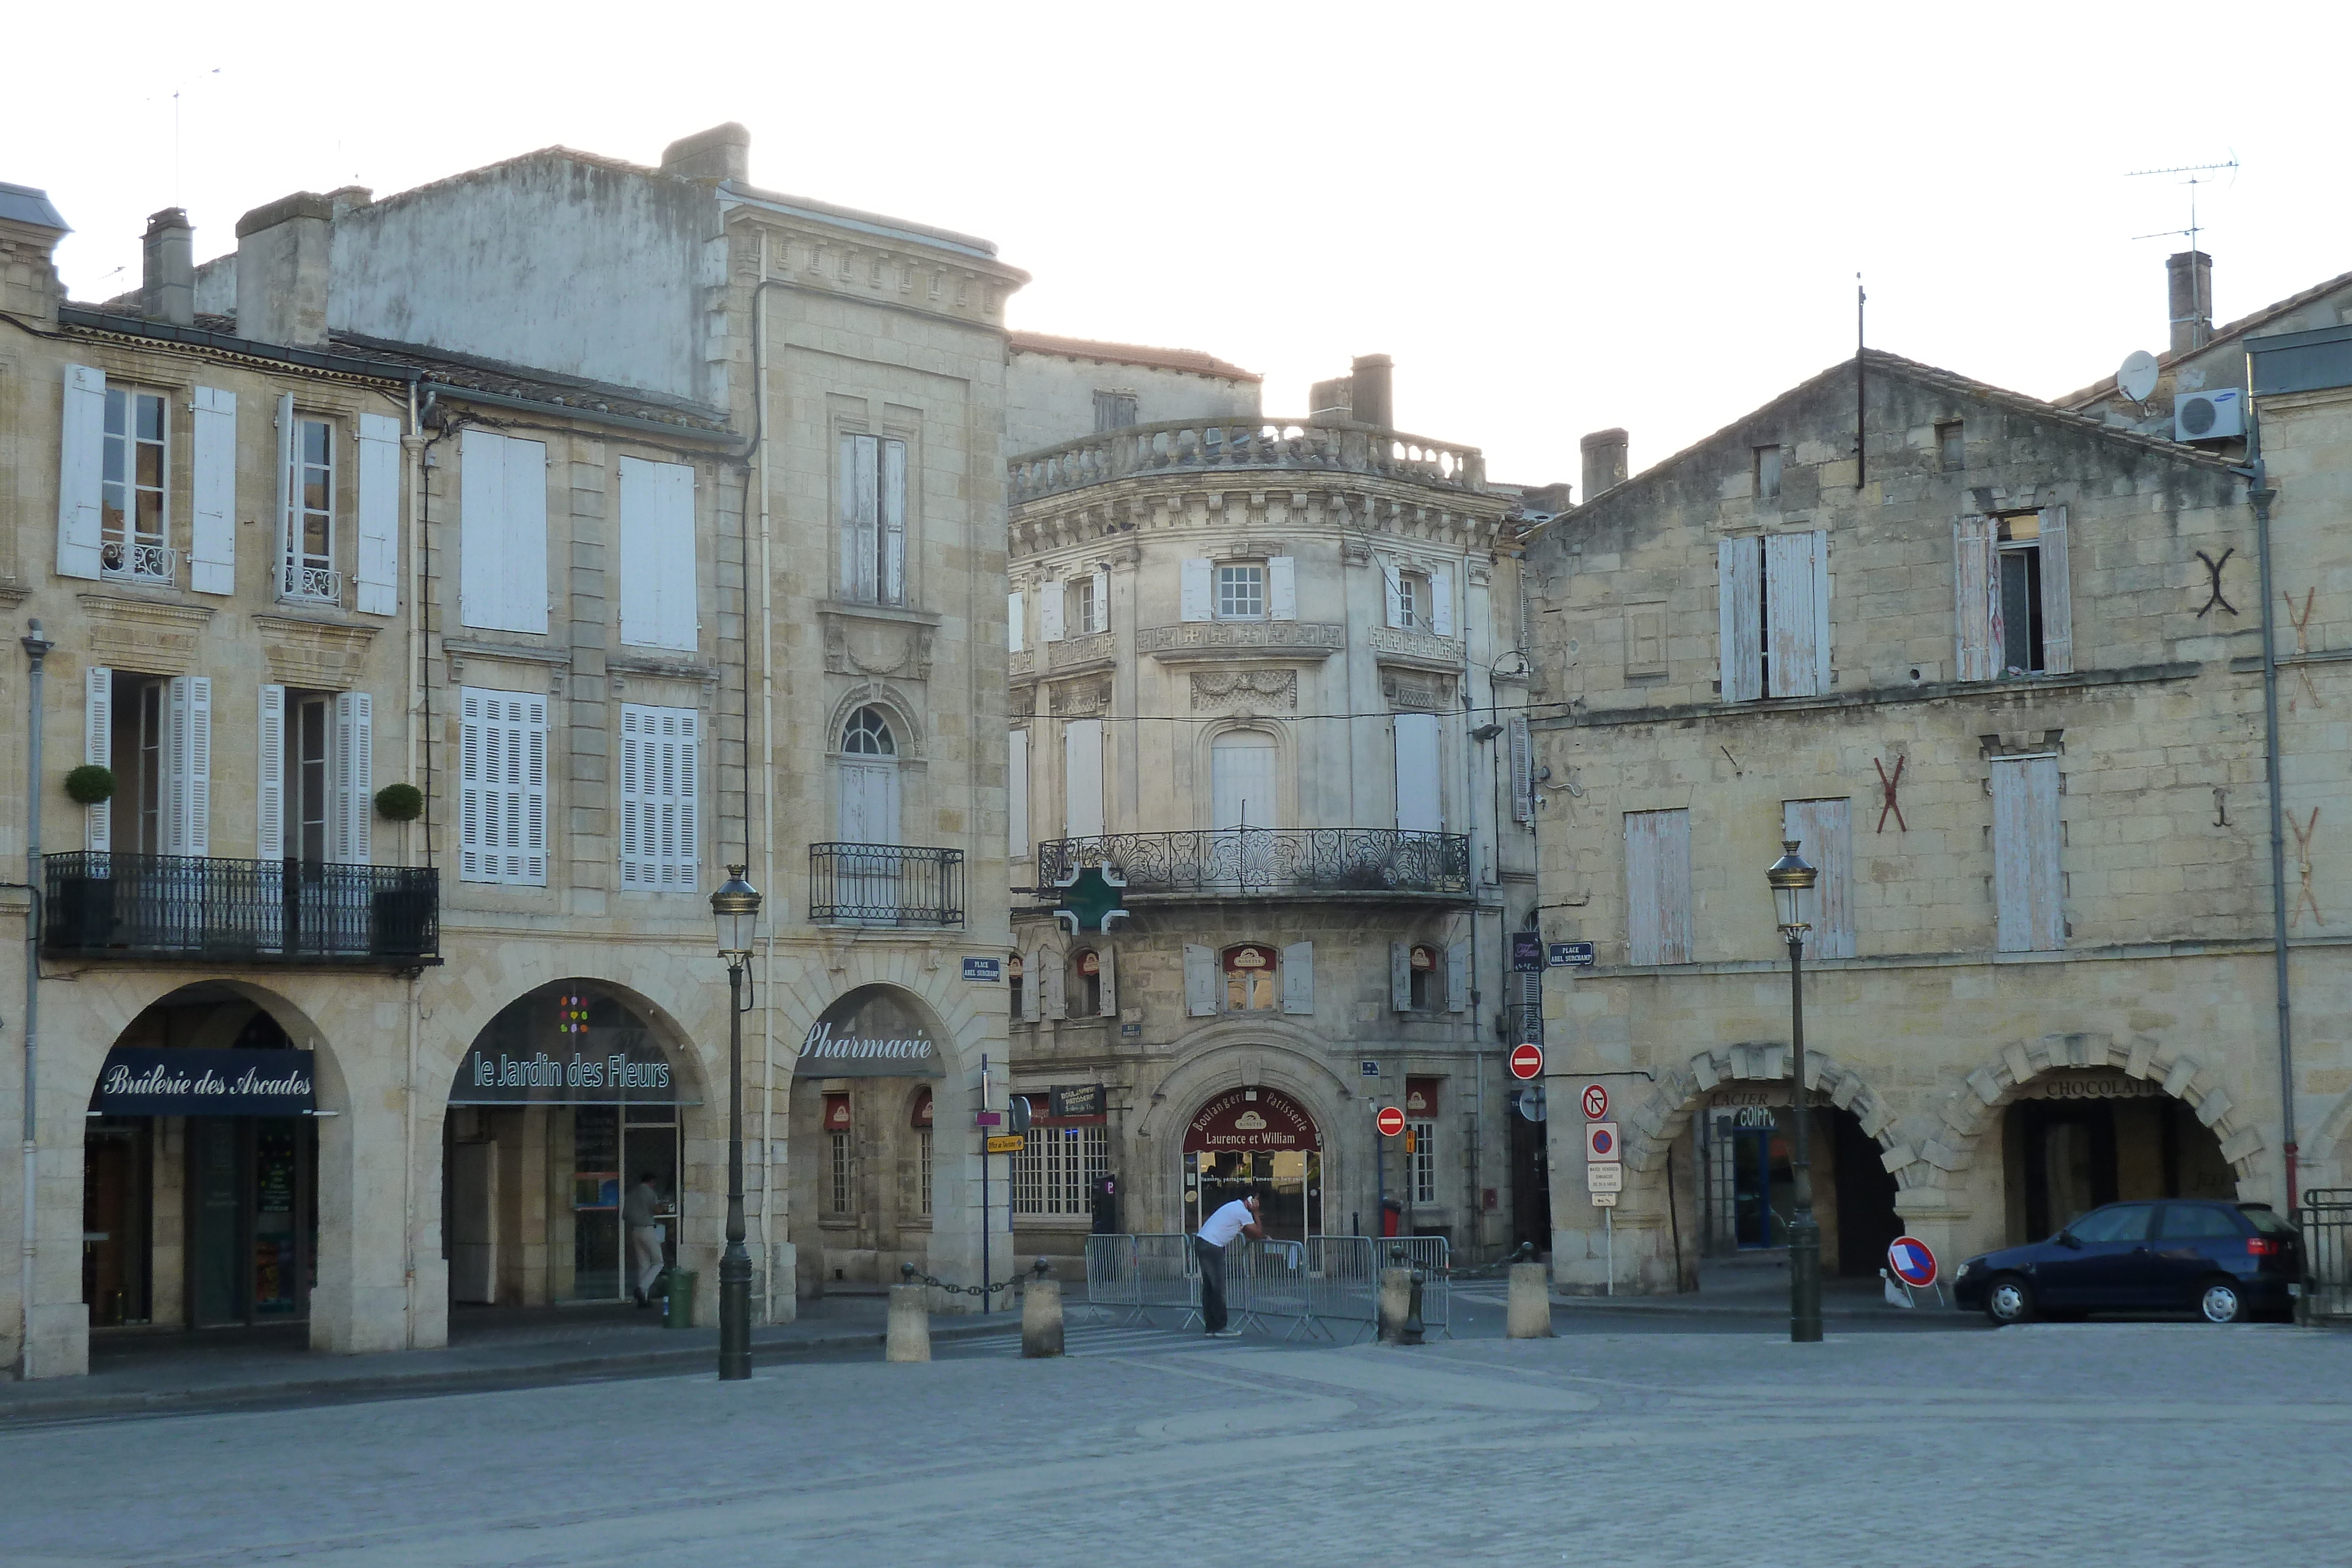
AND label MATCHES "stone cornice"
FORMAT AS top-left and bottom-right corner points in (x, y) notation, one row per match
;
(1136, 621), (1344, 663)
